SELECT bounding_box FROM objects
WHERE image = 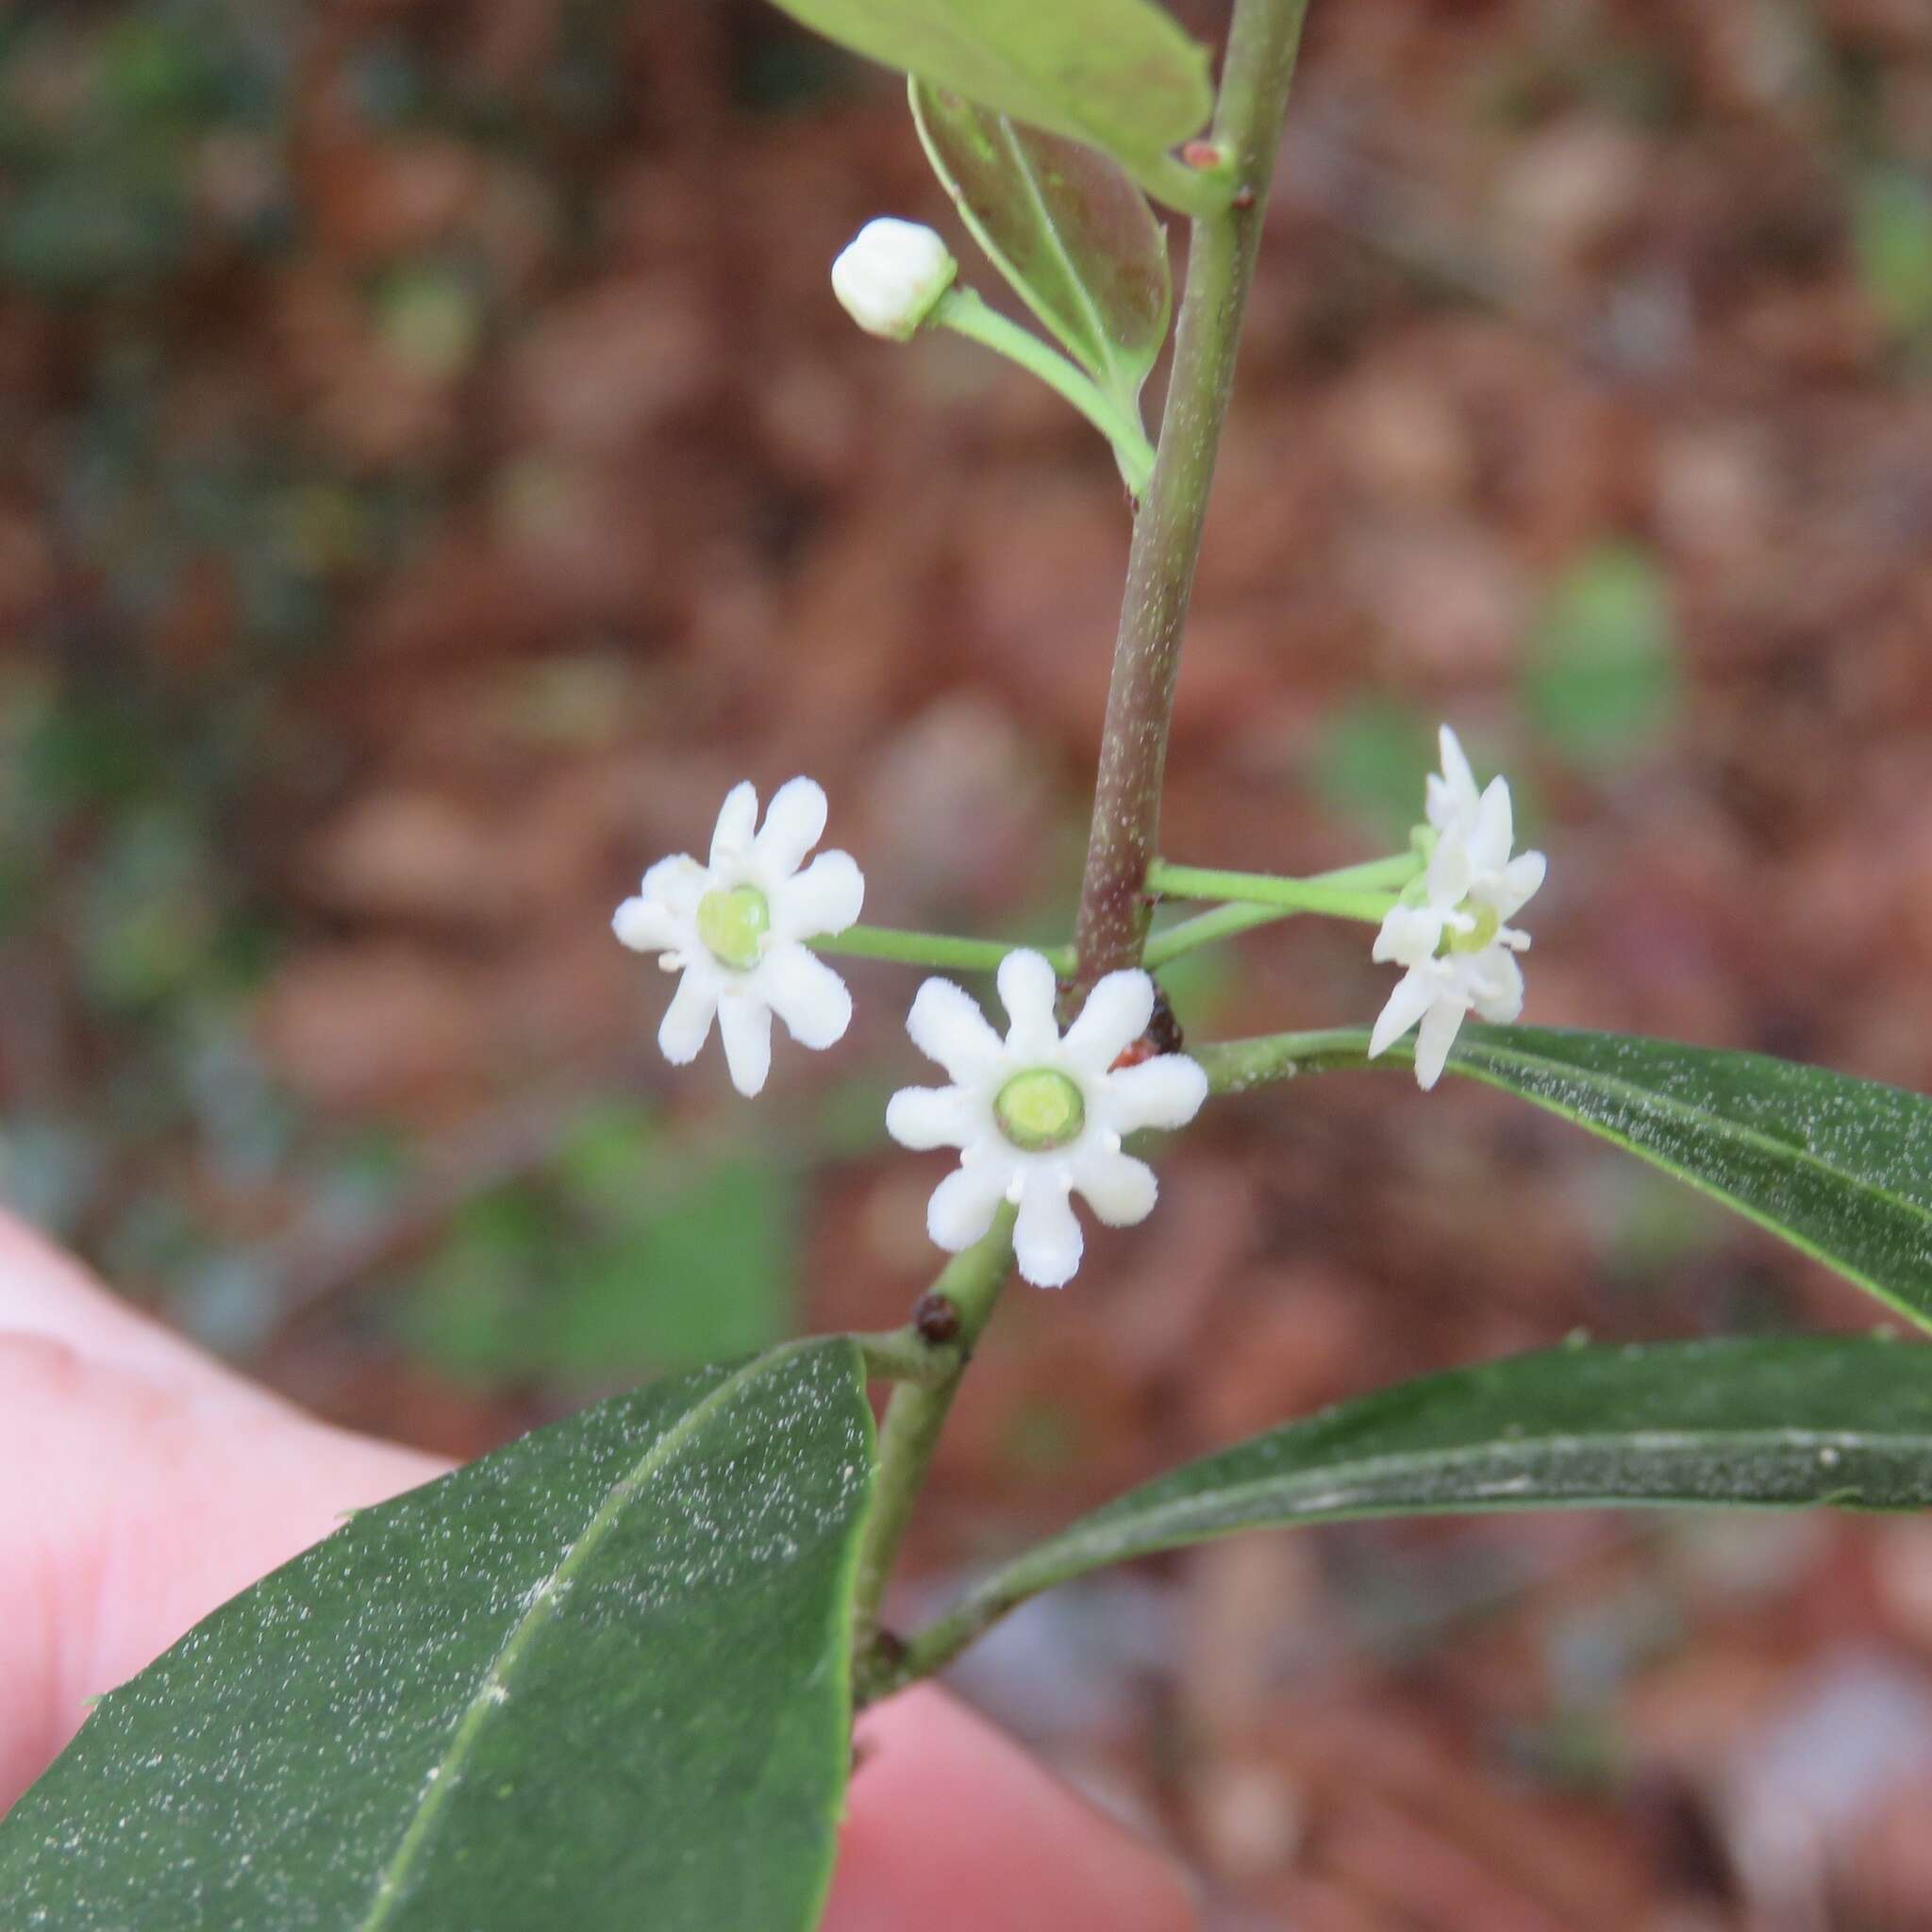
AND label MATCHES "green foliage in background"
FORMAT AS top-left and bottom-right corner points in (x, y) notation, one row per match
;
(1311, 697), (1440, 838)
(402, 1107), (792, 1387)
(1521, 544), (1680, 774)
(1854, 167), (1932, 347)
